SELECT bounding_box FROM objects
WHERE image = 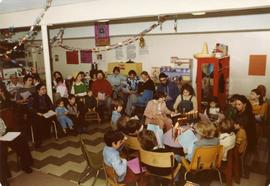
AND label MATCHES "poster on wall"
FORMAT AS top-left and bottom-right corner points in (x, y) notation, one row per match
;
(95, 22), (110, 46)
(115, 47), (124, 60)
(126, 44), (136, 60)
(66, 51), (79, 64)
(248, 55), (267, 76)
(80, 50), (92, 63)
